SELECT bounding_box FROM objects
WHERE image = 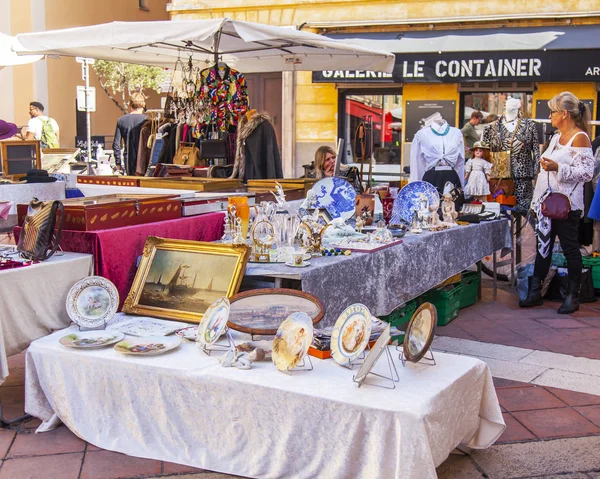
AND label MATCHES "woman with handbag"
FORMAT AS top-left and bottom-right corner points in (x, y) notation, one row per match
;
(520, 92), (594, 313)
